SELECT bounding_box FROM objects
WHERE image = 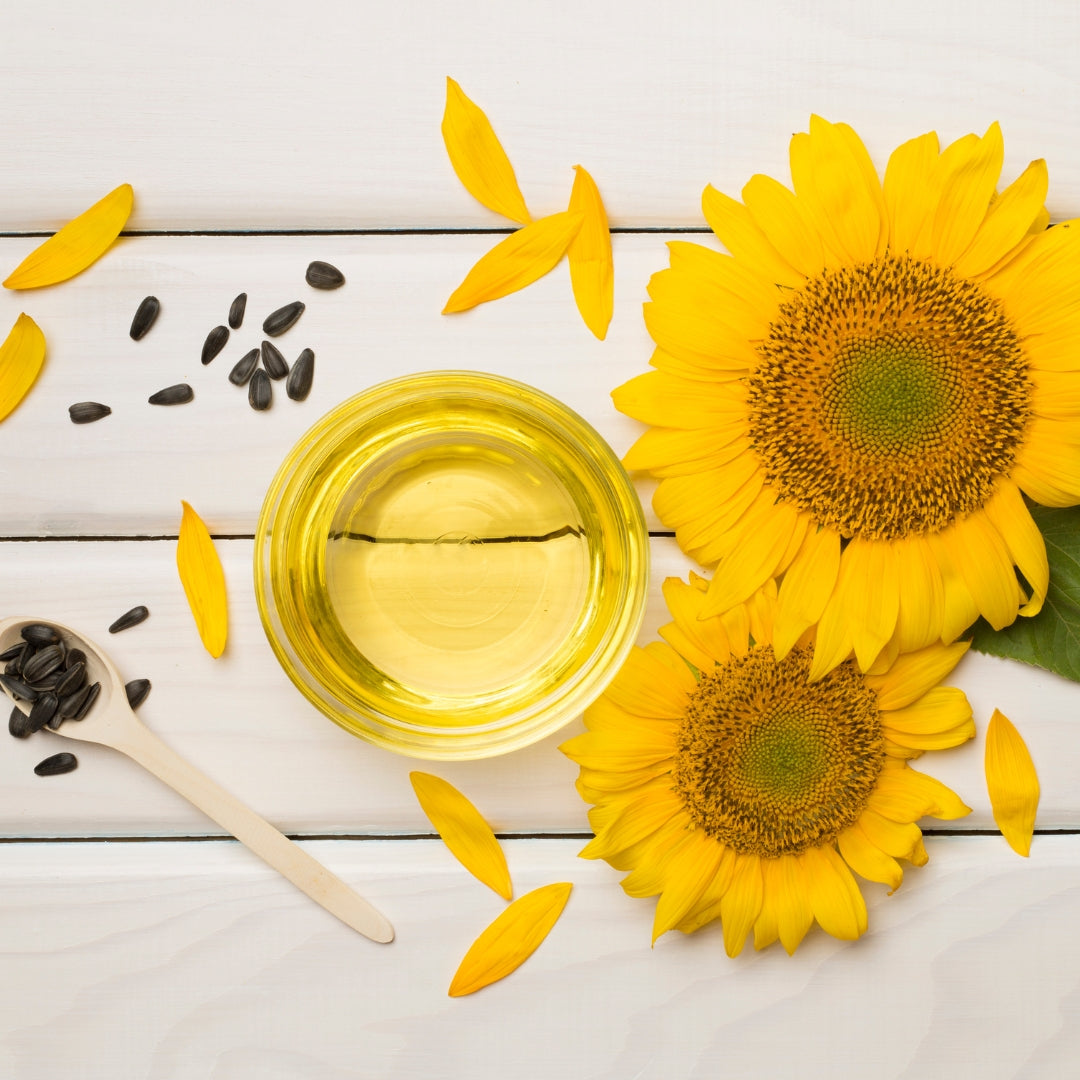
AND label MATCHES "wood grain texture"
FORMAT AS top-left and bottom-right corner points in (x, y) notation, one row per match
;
(0, 1), (1077, 230)
(0, 539), (1074, 837)
(1, 836), (1078, 1080)
(0, 233), (658, 536)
